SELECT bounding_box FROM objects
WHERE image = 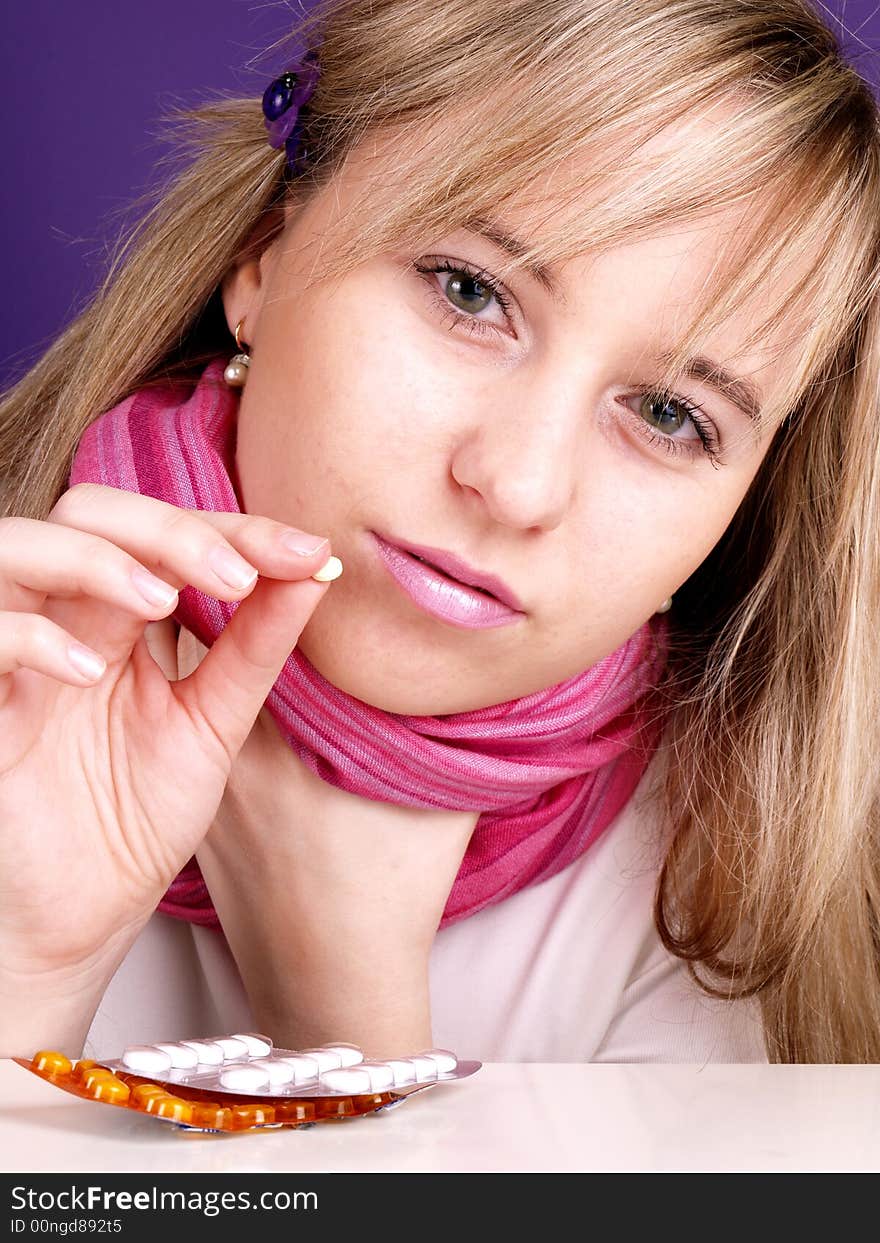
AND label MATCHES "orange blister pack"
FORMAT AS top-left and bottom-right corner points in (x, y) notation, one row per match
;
(17, 1033), (481, 1134)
